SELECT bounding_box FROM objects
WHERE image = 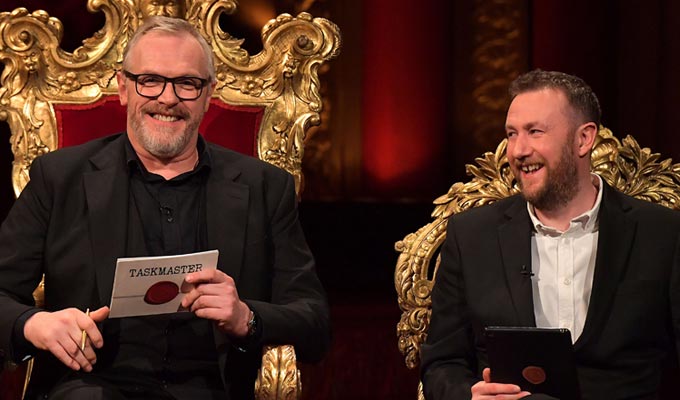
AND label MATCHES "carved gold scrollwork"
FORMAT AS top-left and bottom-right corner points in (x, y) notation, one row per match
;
(255, 345), (301, 400)
(0, 0), (340, 196)
(0, 3), (127, 196)
(395, 127), (680, 375)
(210, 11), (341, 192)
